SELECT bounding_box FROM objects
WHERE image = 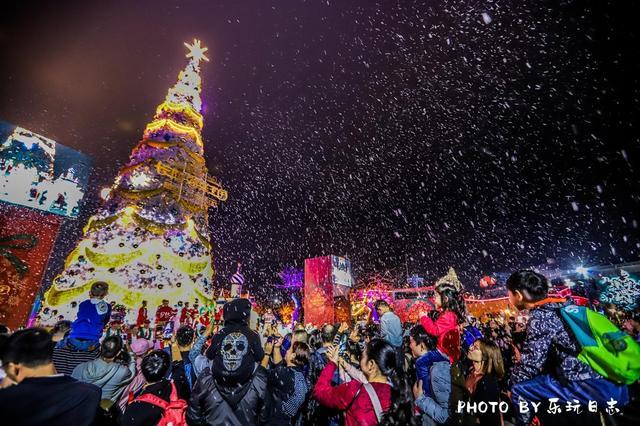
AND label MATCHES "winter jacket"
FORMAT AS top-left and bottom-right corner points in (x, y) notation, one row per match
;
(69, 298), (112, 342)
(186, 366), (267, 426)
(71, 357), (136, 402)
(189, 332), (212, 378)
(121, 379), (172, 426)
(510, 302), (600, 385)
(0, 375), (101, 426)
(379, 311), (403, 347)
(264, 364), (309, 425)
(312, 361), (392, 426)
(415, 360), (451, 426)
(415, 349), (449, 399)
(420, 311), (461, 363)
